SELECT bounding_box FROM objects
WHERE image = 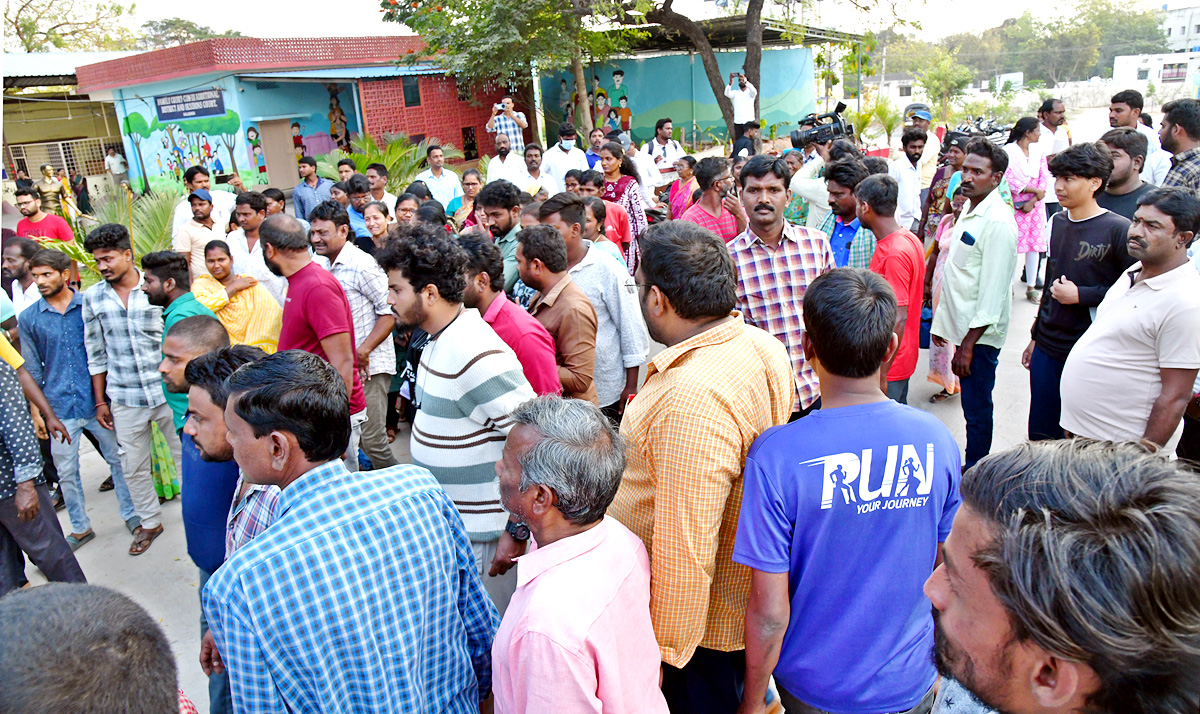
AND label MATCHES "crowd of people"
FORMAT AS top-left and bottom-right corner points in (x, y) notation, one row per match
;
(1, 87), (1199, 714)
